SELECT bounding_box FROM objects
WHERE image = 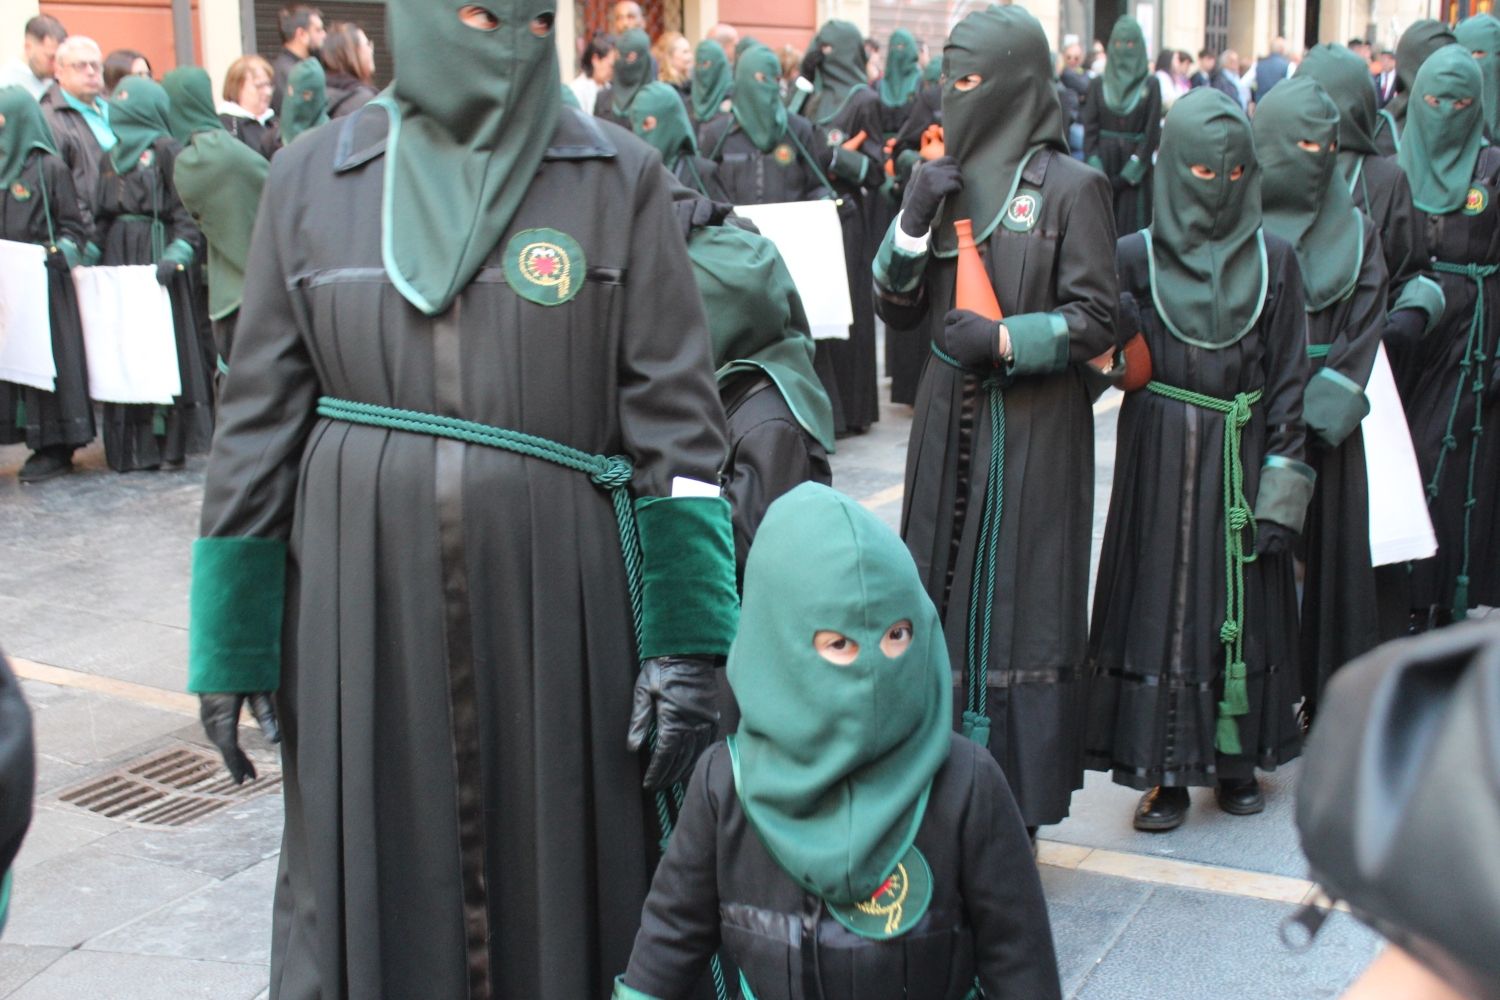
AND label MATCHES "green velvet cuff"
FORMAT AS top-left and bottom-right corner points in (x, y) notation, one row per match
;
(613, 975), (664, 1000)
(188, 537), (286, 693)
(1119, 155), (1148, 186)
(1086, 154), (1104, 172)
(872, 220), (929, 294)
(1391, 275), (1446, 334)
(1255, 457), (1317, 533)
(162, 238), (195, 267)
(83, 241), (101, 266)
(830, 146), (869, 186)
(0, 868), (11, 935)
(1005, 312), (1071, 376)
(57, 237), (80, 269)
(635, 496), (739, 659)
(1304, 367), (1370, 448)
